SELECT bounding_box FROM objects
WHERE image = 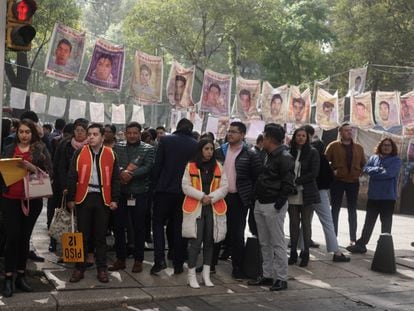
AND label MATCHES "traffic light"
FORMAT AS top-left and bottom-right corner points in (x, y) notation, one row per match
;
(6, 0), (37, 51)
